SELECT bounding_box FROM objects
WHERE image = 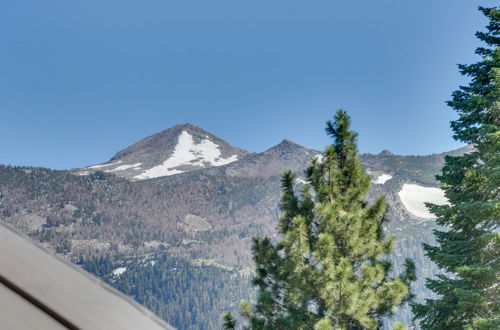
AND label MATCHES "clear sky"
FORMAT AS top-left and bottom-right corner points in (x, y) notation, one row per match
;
(1, 1), (497, 170)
